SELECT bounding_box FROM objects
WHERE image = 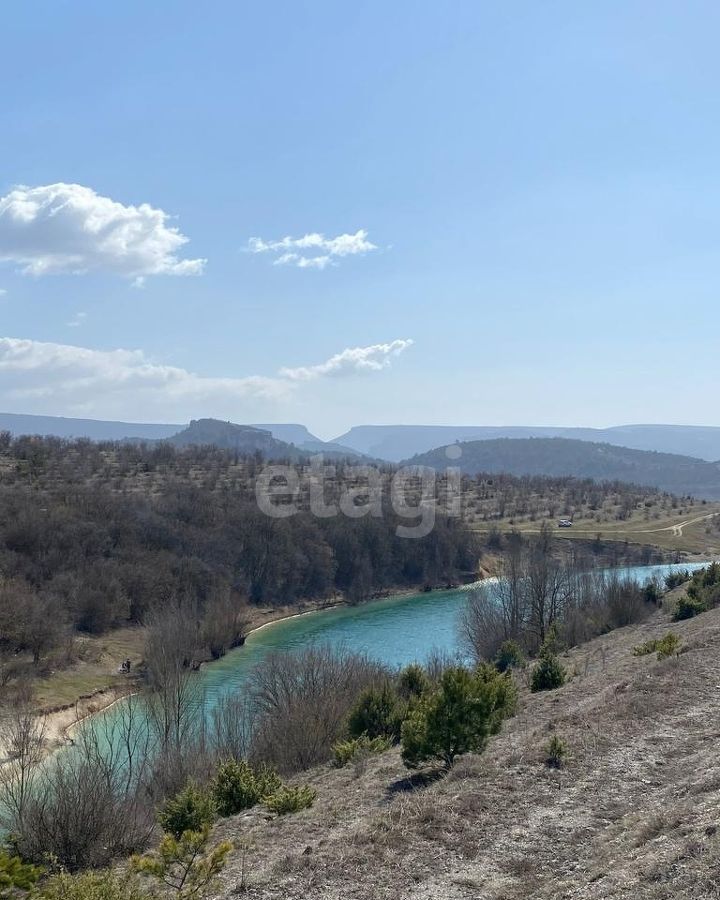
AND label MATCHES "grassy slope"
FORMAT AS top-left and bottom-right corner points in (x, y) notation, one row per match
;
(31, 598), (341, 714)
(212, 596), (720, 899)
(32, 627), (145, 710)
(473, 502), (720, 555)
